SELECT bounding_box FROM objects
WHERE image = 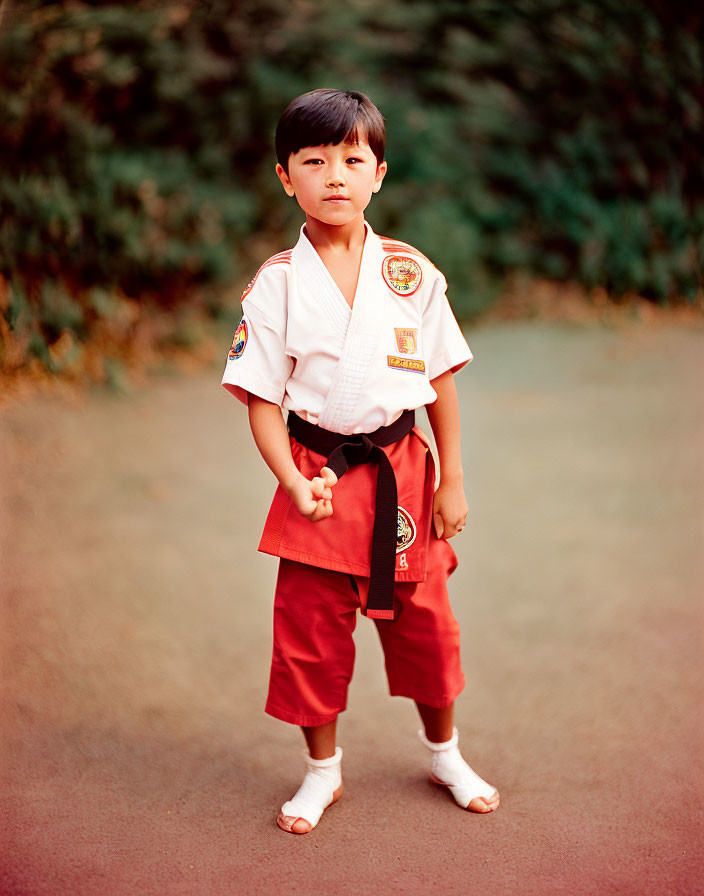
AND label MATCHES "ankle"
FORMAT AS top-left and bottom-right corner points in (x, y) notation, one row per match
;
(418, 726), (459, 752)
(306, 746), (343, 768)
